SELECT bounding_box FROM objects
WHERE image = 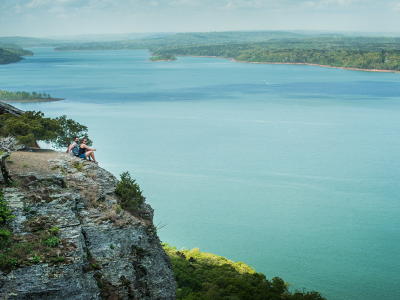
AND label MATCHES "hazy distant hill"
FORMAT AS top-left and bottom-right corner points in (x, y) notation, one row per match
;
(54, 31), (310, 51)
(0, 43), (33, 56)
(0, 36), (67, 47)
(46, 32), (175, 42)
(0, 33), (175, 48)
